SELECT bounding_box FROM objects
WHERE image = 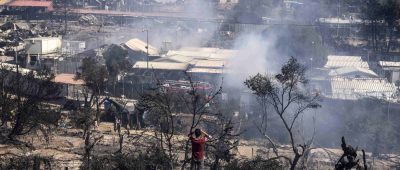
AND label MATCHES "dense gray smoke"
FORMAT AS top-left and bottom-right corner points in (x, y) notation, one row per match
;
(95, 20), (217, 50)
(93, 1), (399, 154)
(226, 32), (285, 88)
(154, 0), (177, 3)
